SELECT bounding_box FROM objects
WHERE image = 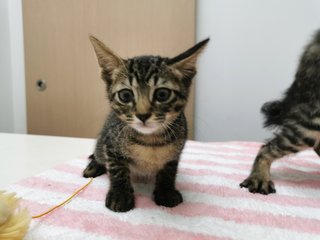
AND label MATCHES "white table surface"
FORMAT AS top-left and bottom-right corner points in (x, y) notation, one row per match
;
(0, 133), (95, 188)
